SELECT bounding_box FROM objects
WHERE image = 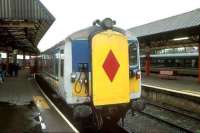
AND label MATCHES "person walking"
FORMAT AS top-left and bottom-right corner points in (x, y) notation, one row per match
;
(13, 63), (19, 77)
(0, 61), (3, 83)
(8, 63), (13, 77)
(1, 61), (6, 81)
